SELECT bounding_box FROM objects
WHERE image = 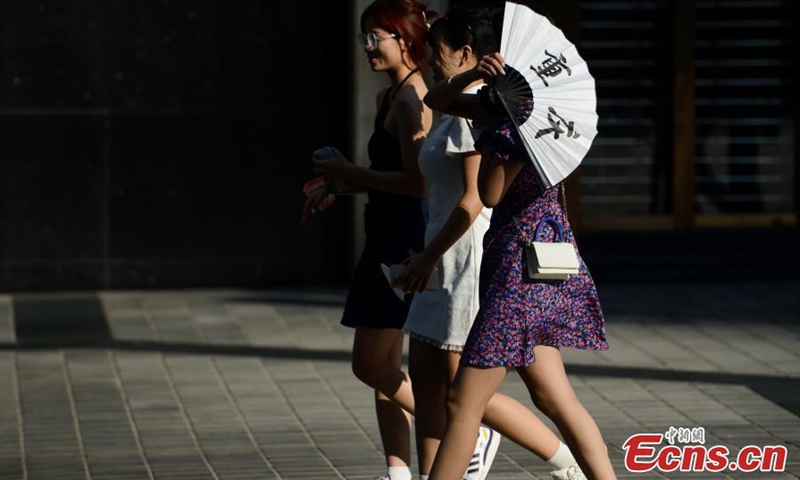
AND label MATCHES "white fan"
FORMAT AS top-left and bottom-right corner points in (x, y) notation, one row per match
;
(492, 1), (598, 189)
